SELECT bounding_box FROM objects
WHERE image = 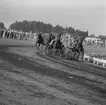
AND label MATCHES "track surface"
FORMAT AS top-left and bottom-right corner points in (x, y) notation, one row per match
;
(0, 39), (106, 105)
